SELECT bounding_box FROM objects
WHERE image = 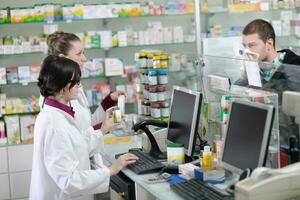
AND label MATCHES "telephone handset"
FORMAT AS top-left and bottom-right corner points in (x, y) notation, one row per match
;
(235, 162), (300, 200)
